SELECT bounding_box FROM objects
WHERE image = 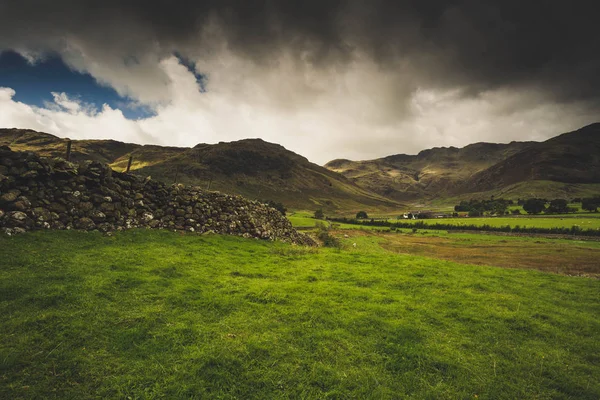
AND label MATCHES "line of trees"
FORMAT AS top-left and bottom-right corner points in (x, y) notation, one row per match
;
(455, 197), (599, 215)
(454, 198), (513, 216)
(329, 217), (600, 237)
